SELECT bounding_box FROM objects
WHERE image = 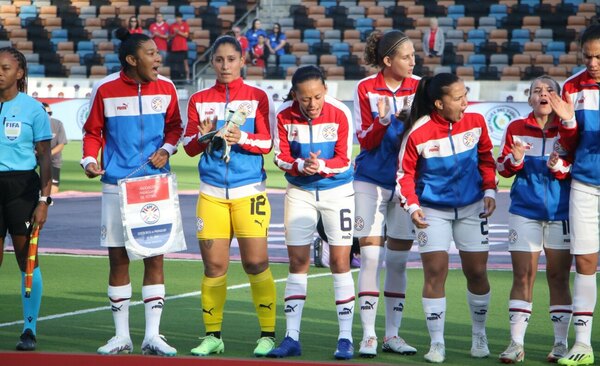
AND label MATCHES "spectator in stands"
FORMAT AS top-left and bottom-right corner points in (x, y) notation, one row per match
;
(422, 18), (444, 57)
(251, 34), (269, 70)
(169, 13), (190, 83)
(127, 16), (143, 34)
(496, 76), (574, 364)
(81, 28), (183, 357)
(267, 22), (287, 65)
(397, 73), (496, 363)
(246, 19), (267, 50)
(553, 23), (600, 366)
(42, 102), (67, 195)
(353, 29), (420, 359)
(0, 47), (52, 352)
(149, 13), (169, 60)
(232, 26), (249, 59)
(267, 65), (356, 360)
